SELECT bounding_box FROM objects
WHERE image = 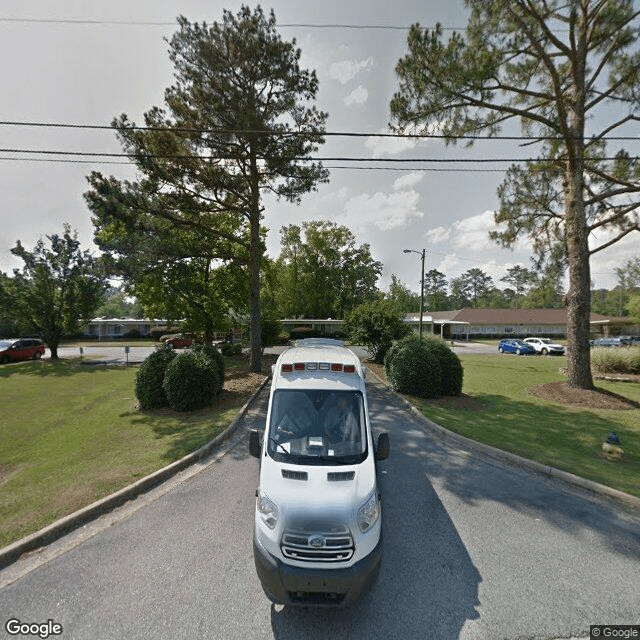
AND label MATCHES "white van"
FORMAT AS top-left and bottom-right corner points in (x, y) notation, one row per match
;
(249, 339), (389, 607)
